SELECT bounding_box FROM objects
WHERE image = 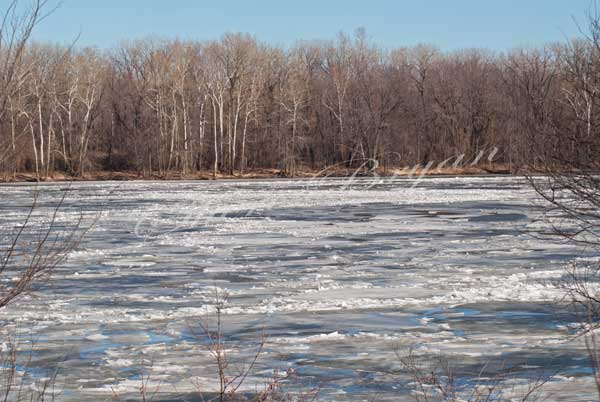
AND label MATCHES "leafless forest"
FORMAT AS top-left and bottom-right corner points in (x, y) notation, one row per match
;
(1, 2), (599, 180)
